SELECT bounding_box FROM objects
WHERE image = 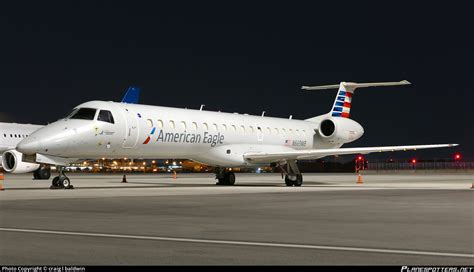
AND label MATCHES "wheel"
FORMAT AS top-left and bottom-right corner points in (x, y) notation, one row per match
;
(59, 176), (71, 188)
(33, 169), (40, 180)
(39, 167), (51, 180)
(52, 176), (60, 187)
(226, 172), (235, 185)
(293, 174), (303, 187)
(284, 174), (303, 186)
(284, 175), (293, 186)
